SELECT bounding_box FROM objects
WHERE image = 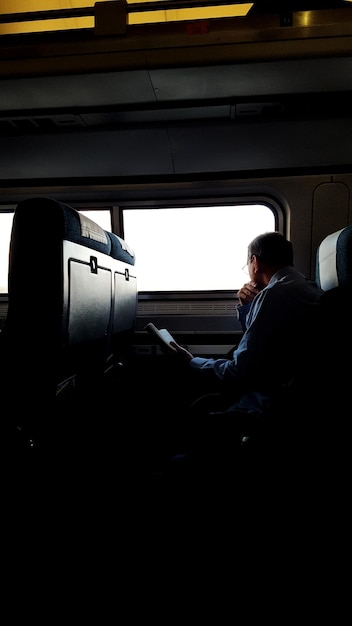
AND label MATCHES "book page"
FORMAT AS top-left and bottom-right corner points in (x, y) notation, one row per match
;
(144, 322), (177, 353)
